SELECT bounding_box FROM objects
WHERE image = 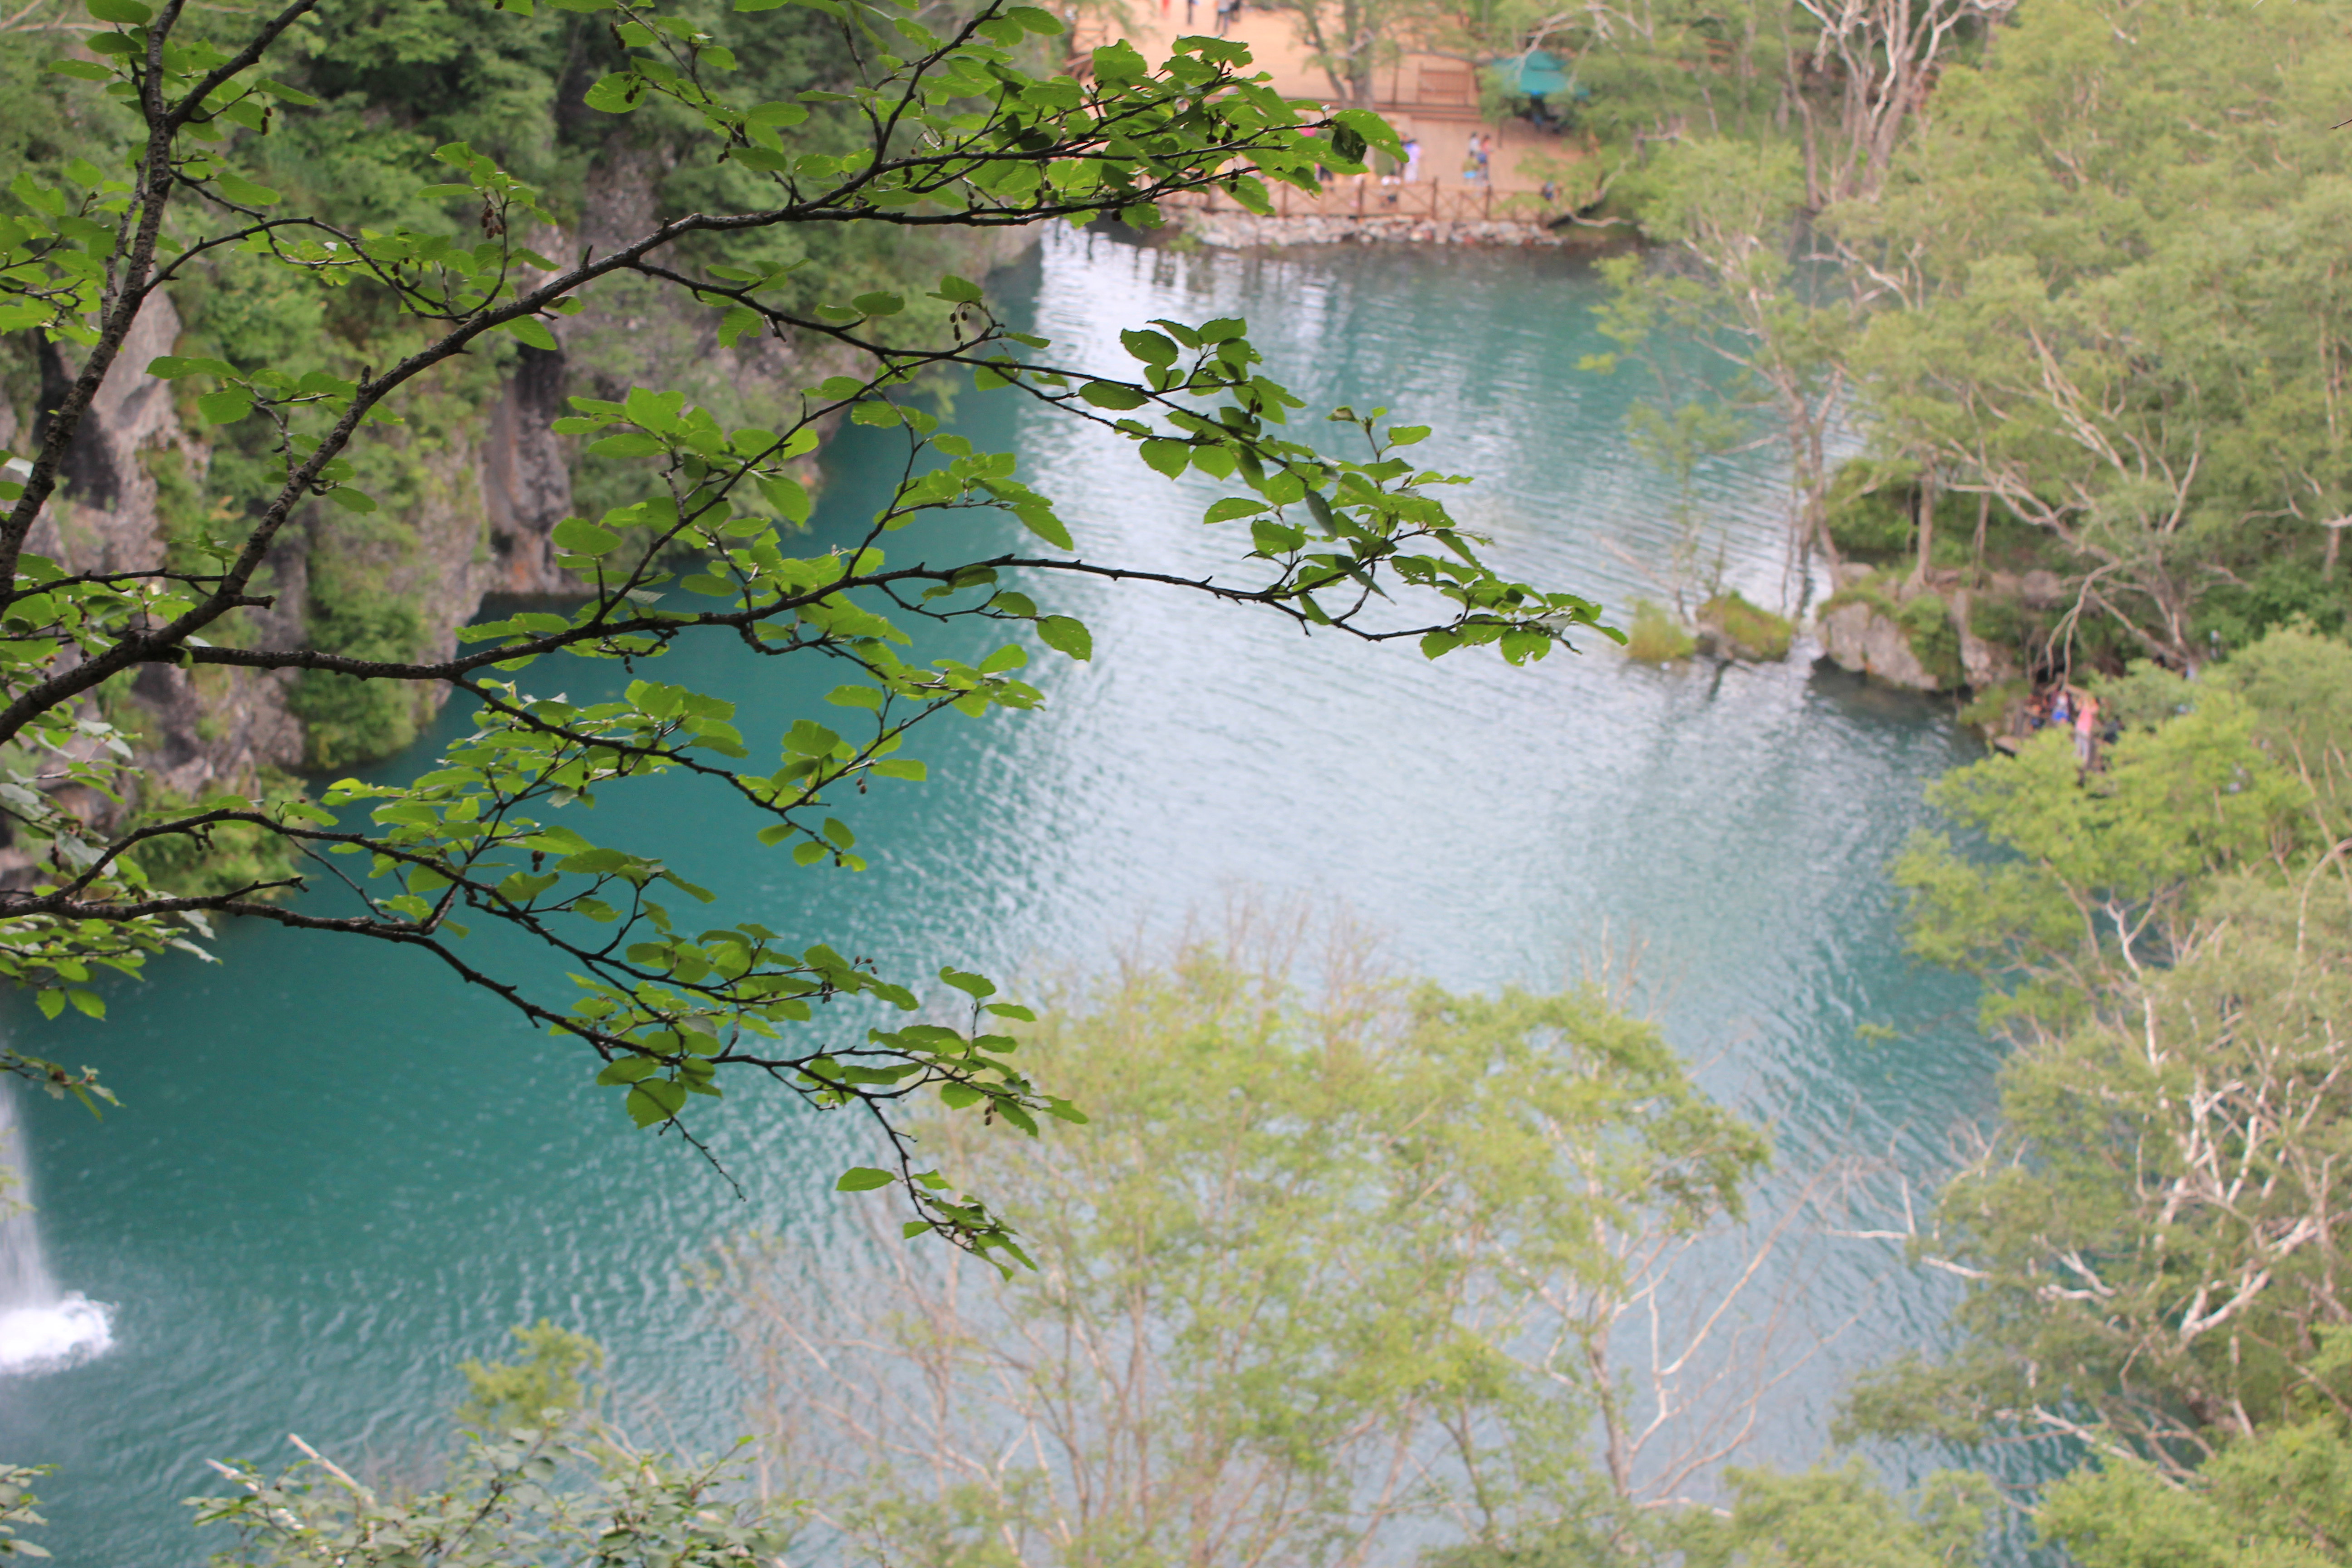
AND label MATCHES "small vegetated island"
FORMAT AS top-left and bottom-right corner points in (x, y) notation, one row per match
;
(0, 0), (2350, 1560)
